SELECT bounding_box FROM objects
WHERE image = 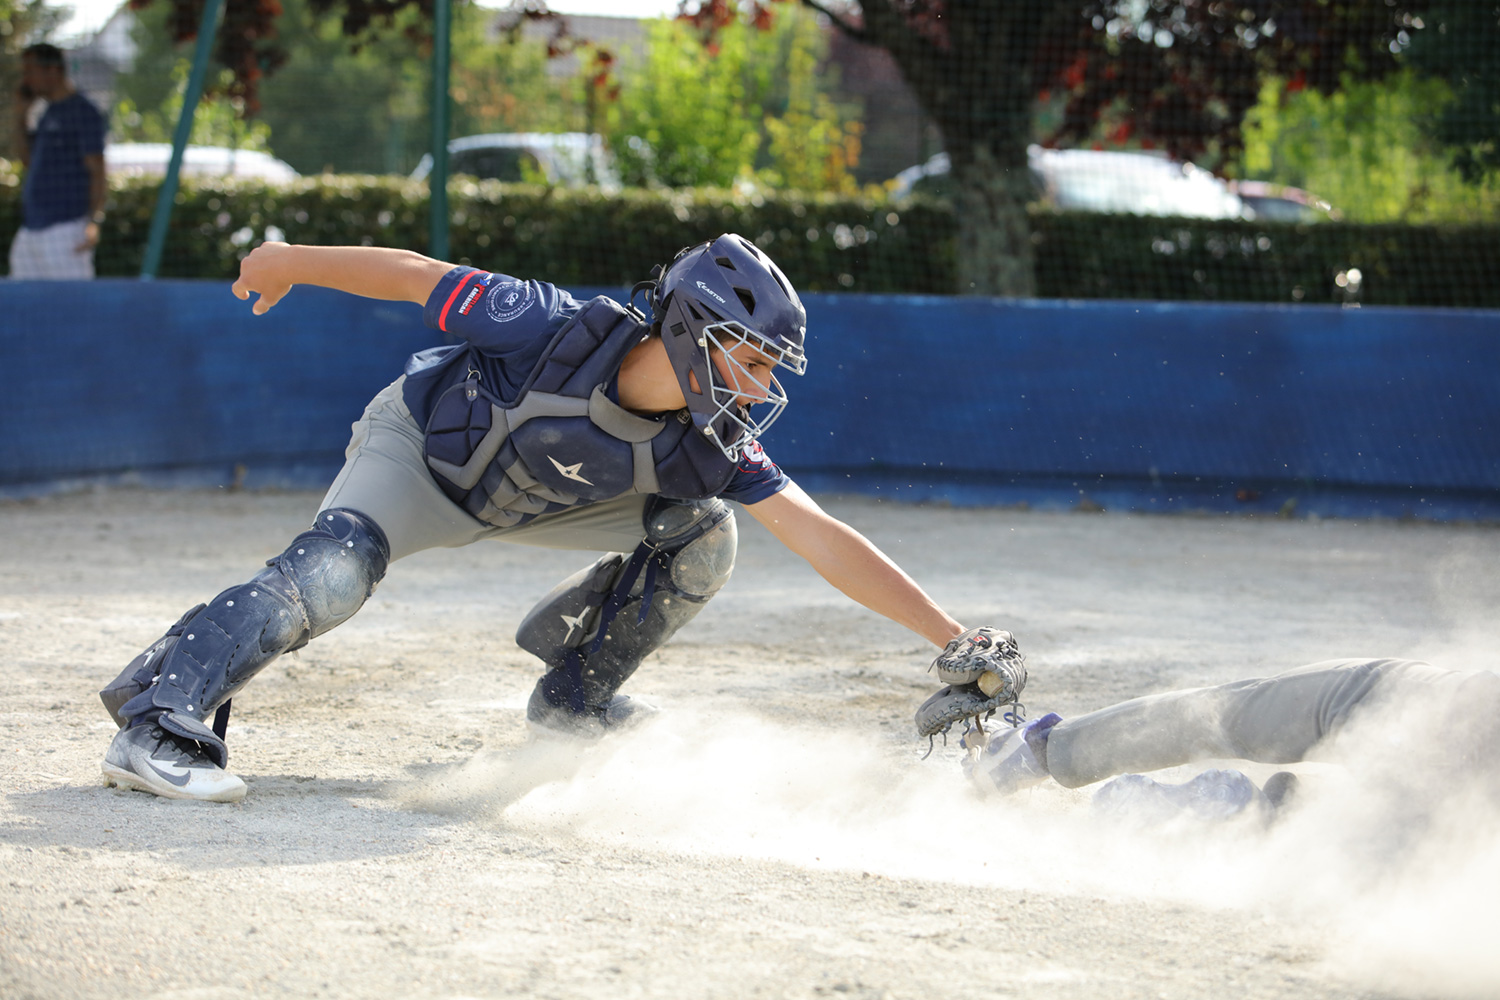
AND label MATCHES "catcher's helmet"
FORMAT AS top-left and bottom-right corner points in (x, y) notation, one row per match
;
(649, 234), (808, 461)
